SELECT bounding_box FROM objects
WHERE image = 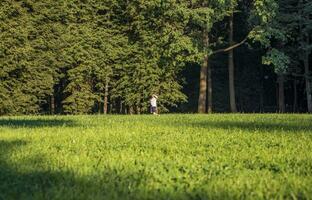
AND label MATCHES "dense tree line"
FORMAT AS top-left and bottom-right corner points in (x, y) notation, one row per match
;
(0, 0), (311, 115)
